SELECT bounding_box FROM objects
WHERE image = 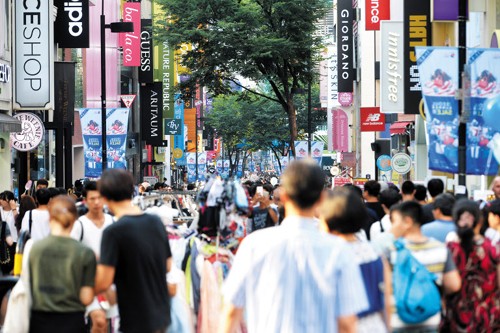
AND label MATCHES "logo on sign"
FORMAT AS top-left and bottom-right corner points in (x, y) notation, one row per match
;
(361, 107), (385, 132)
(0, 63), (11, 83)
(64, 0), (84, 36)
(366, 0), (390, 31)
(11, 113), (45, 151)
(121, 3), (141, 67)
(338, 92), (353, 106)
(391, 153), (412, 174)
(120, 95), (136, 108)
